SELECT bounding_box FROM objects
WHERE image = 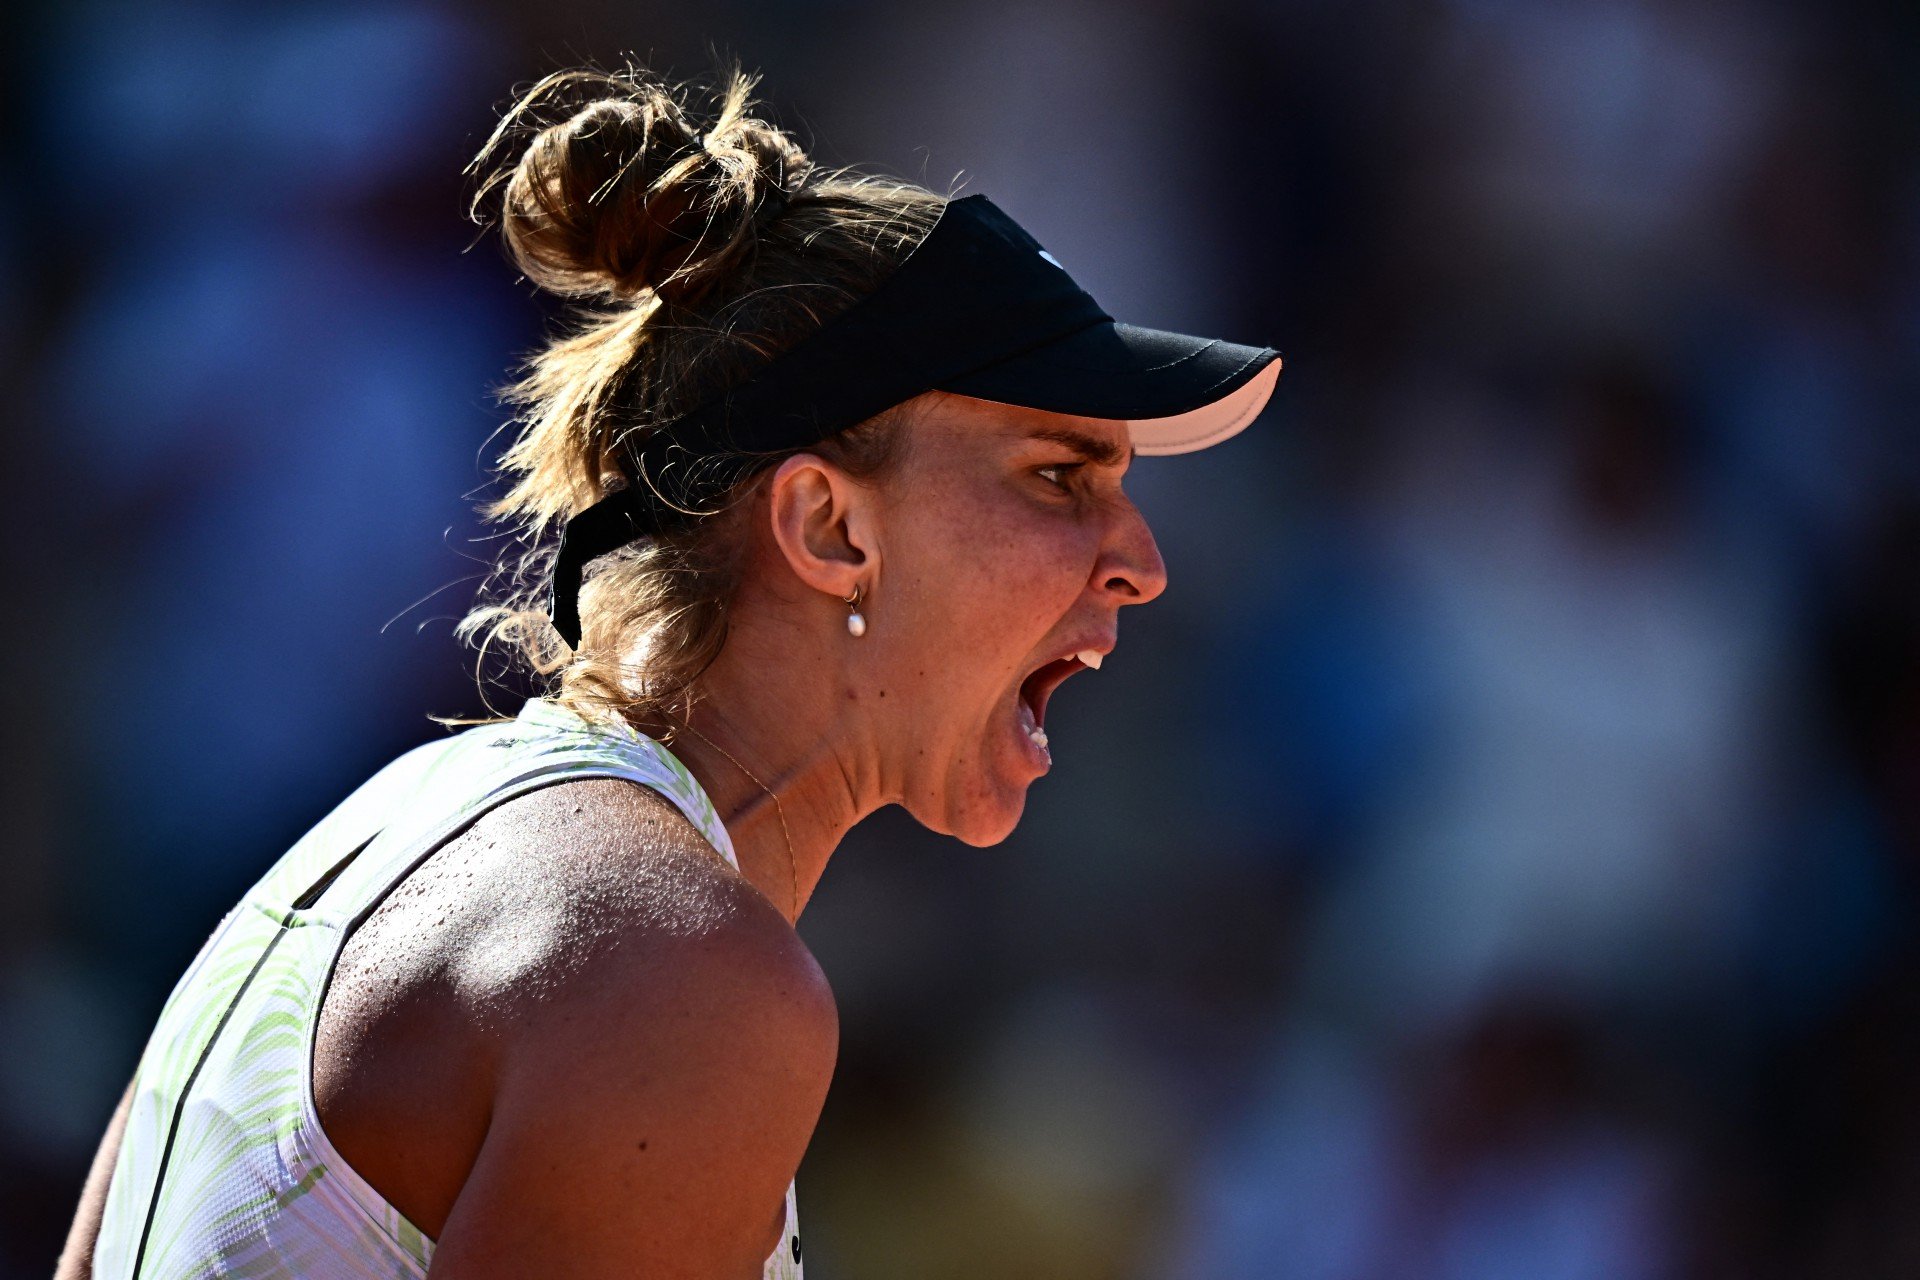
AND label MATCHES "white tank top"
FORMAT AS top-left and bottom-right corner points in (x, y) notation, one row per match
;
(92, 695), (806, 1279)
